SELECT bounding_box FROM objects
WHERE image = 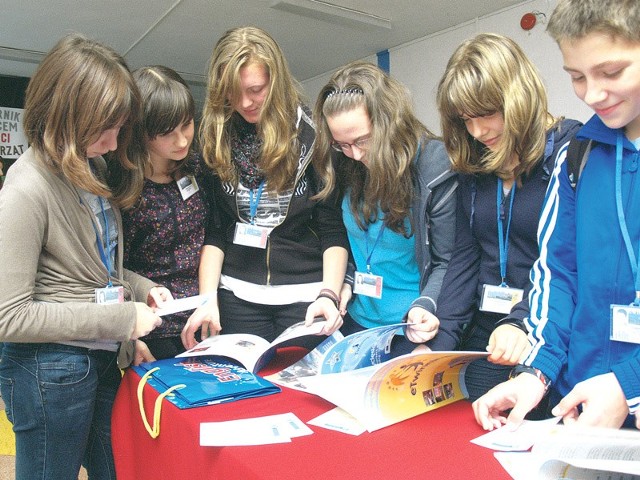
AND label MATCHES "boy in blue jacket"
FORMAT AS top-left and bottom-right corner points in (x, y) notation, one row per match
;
(473, 0), (640, 431)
